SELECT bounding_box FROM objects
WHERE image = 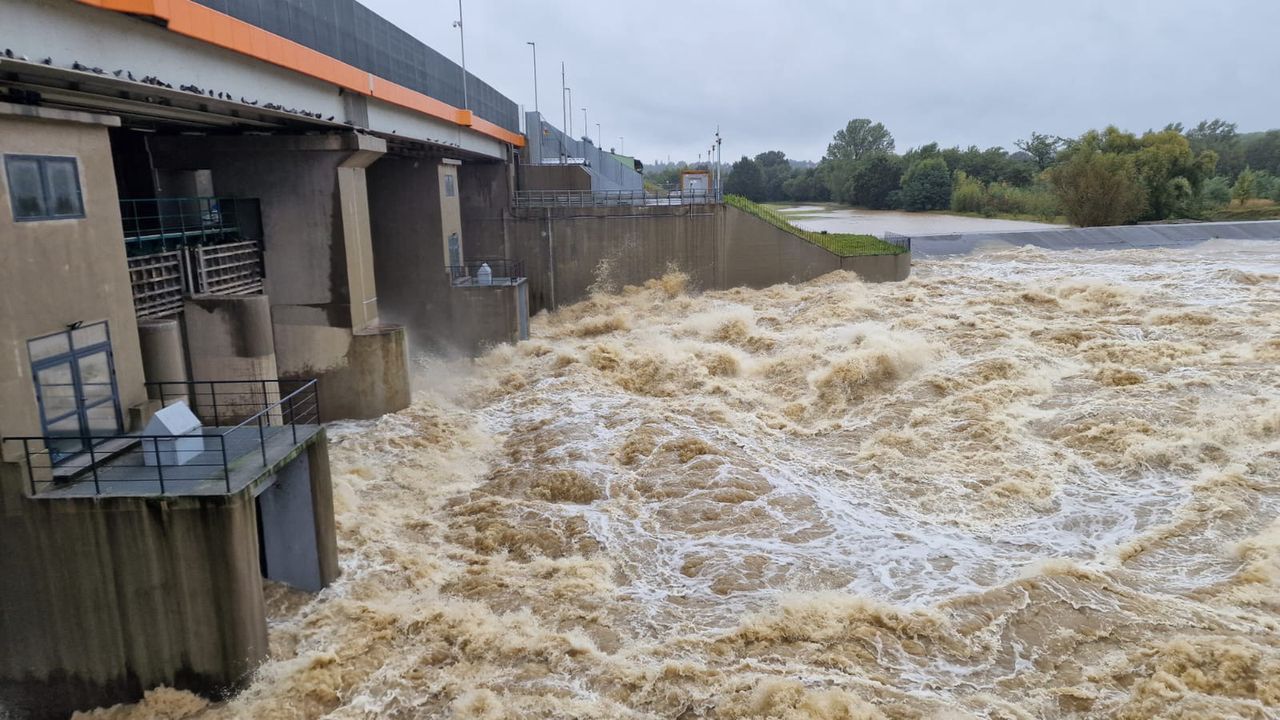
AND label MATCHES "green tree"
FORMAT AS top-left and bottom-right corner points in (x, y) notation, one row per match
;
(1233, 168), (1257, 206)
(1015, 132), (1064, 170)
(754, 150), (791, 202)
(1243, 130), (1280, 176)
(1132, 129), (1216, 219)
(1047, 146), (1147, 227)
(724, 156), (765, 201)
(825, 119), (895, 163)
(846, 152), (904, 209)
(900, 157), (952, 211)
(1187, 119), (1243, 178)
